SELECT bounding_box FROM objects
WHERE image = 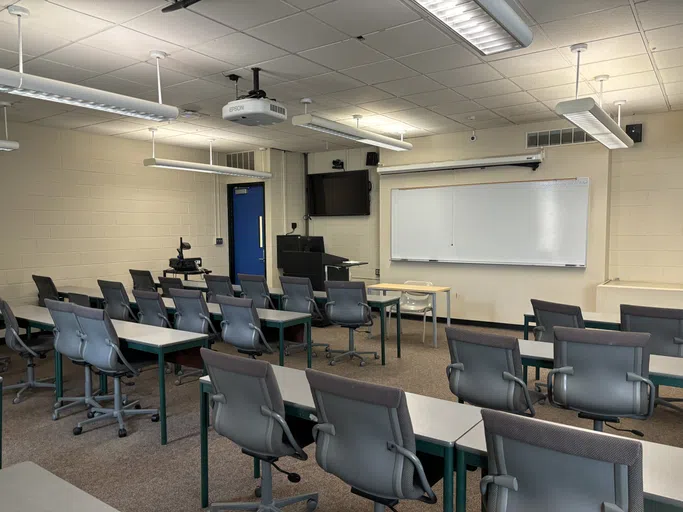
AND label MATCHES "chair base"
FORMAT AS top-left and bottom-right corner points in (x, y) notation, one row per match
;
(174, 366), (203, 386)
(285, 342), (330, 357)
(53, 365), (117, 420)
(0, 355), (10, 372)
(328, 350), (378, 367)
(74, 377), (158, 438)
(4, 357), (55, 404)
(656, 397), (683, 413)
